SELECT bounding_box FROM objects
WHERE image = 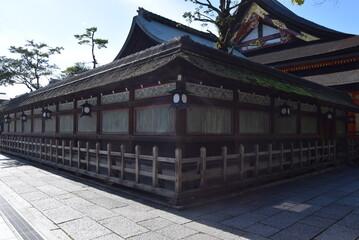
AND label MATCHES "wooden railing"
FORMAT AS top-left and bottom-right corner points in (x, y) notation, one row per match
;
(349, 138), (359, 164)
(0, 136), (338, 205)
